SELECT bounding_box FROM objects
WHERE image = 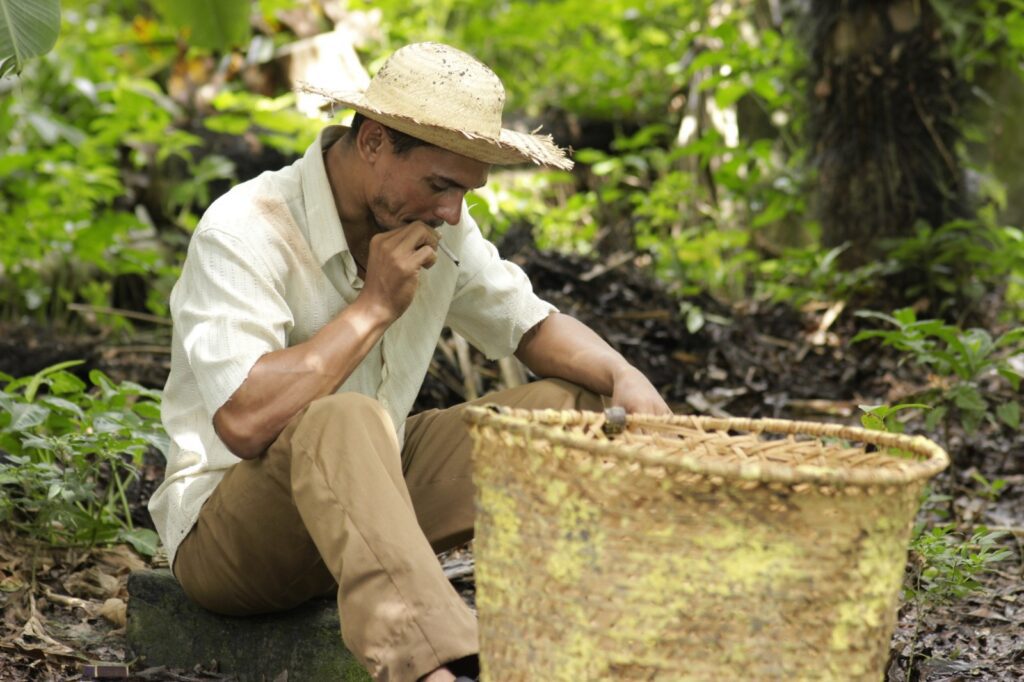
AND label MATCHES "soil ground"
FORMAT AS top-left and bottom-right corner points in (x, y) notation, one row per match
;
(1, 244), (1021, 680)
